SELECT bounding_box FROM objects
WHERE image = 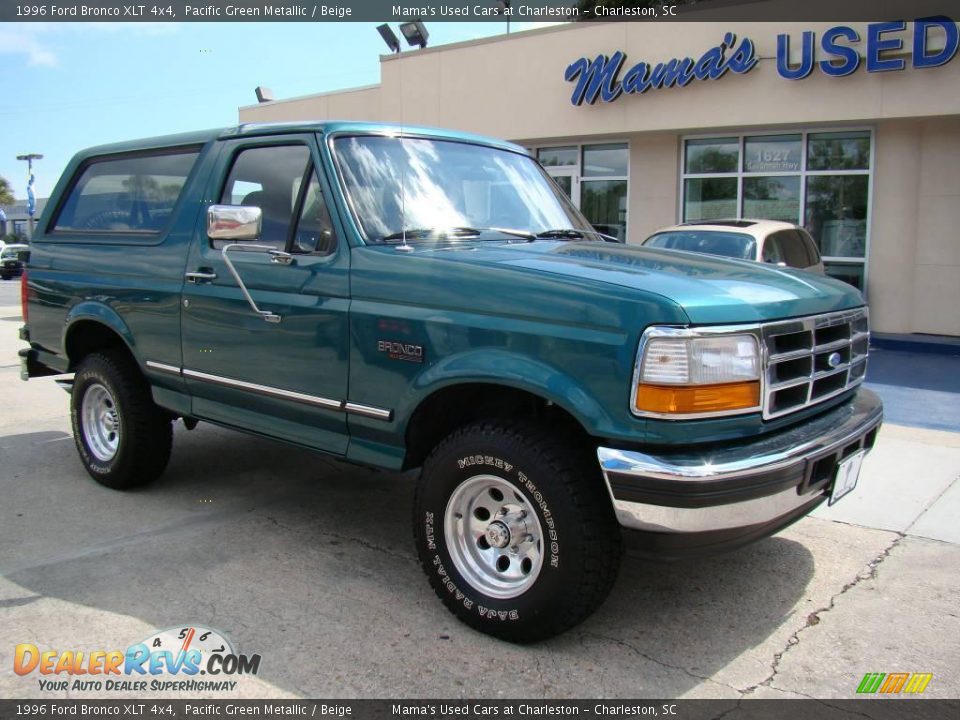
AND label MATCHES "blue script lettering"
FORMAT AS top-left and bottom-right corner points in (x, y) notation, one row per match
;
(565, 33), (757, 106)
